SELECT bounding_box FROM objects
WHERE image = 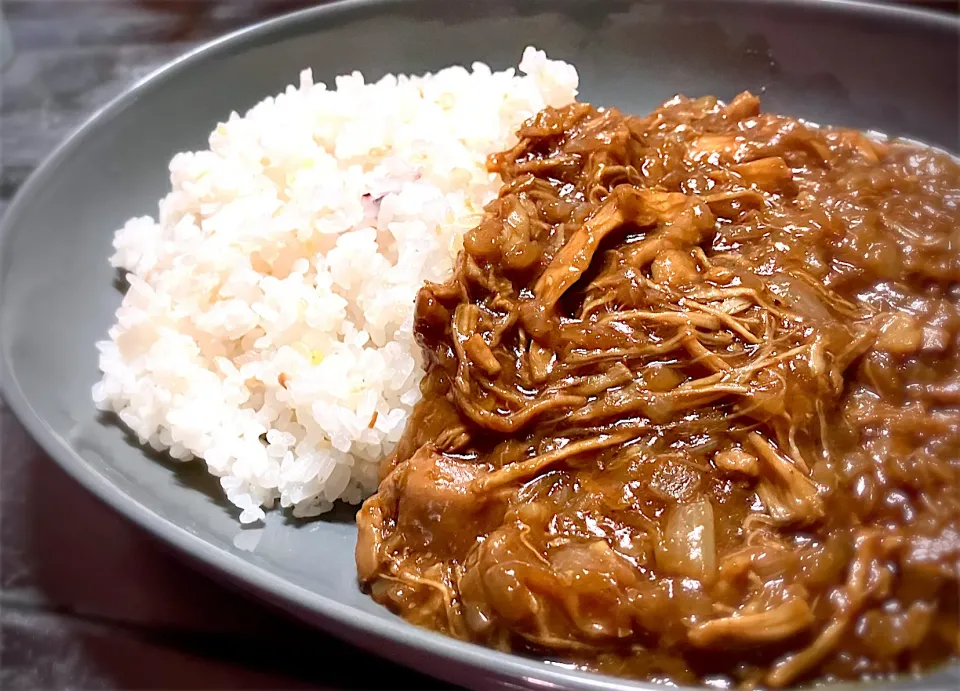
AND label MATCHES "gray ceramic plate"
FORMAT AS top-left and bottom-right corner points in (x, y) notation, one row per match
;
(2, 1), (958, 689)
